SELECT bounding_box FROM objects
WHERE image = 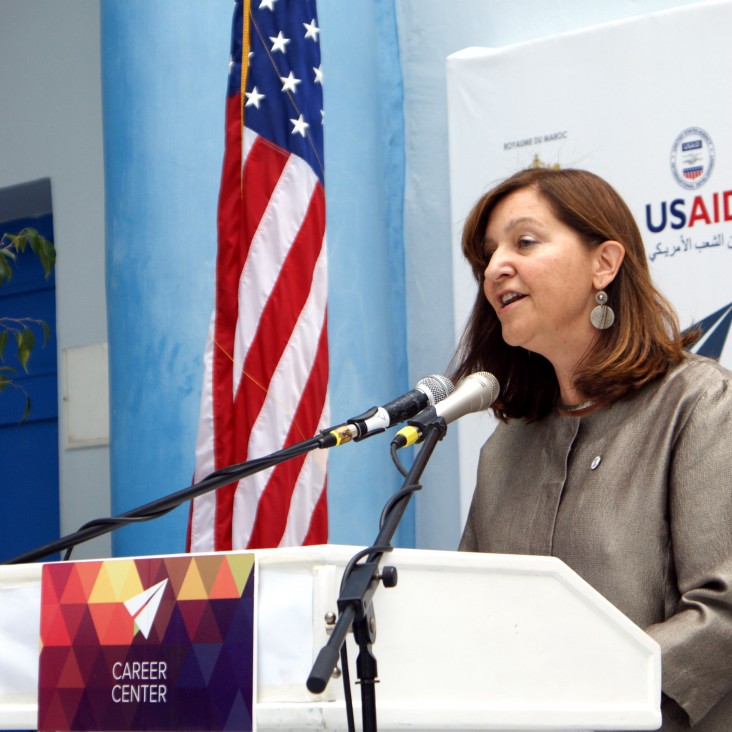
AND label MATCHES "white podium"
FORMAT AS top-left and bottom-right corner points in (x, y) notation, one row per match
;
(0, 545), (661, 731)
